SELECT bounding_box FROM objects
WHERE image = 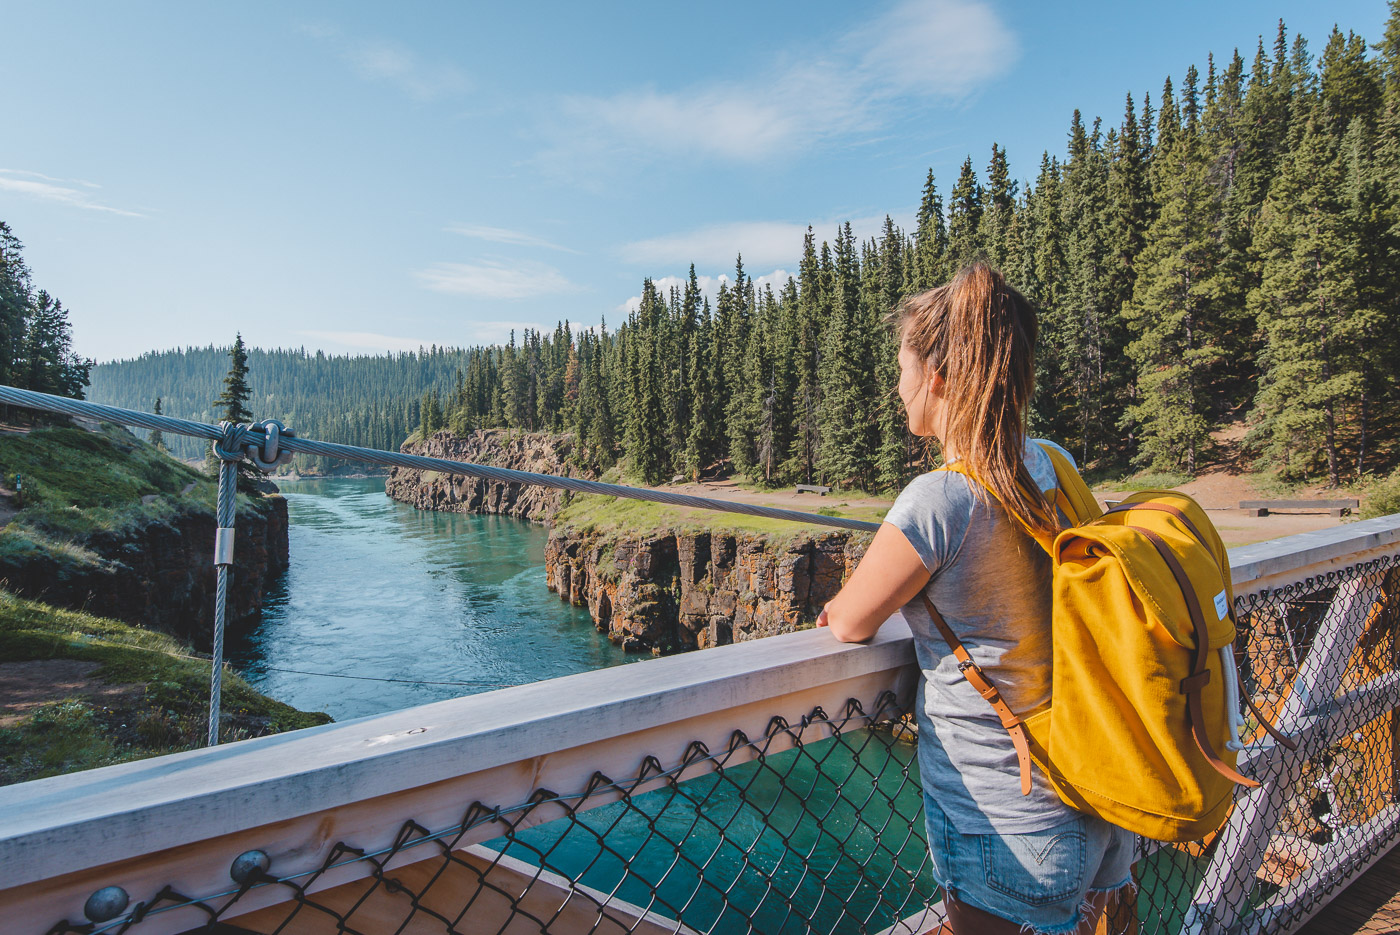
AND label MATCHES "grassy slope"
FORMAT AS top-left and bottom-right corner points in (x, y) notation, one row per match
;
(0, 420), (324, 786)
(0, 420), (275, 574)
(0, 589), (330, 786)
(554, 492), (887, 543)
